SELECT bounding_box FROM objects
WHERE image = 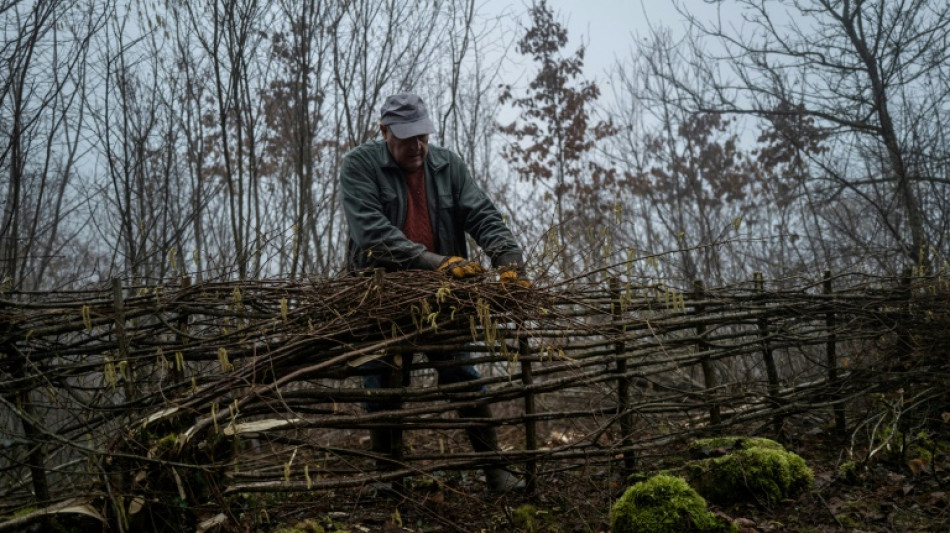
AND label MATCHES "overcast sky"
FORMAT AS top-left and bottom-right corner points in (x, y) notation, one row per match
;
(481, 0), (733, 84)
